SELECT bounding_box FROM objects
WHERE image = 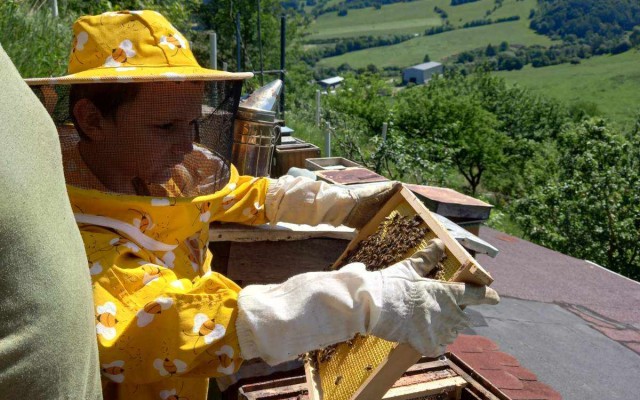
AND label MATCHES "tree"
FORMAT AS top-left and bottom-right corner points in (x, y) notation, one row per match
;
(485, 44), (497, 57)
(515, 118), (640, 280)
(423, 54), (431, 62)
(631, 27), (640, 47)
(195, 0), (286, 75)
